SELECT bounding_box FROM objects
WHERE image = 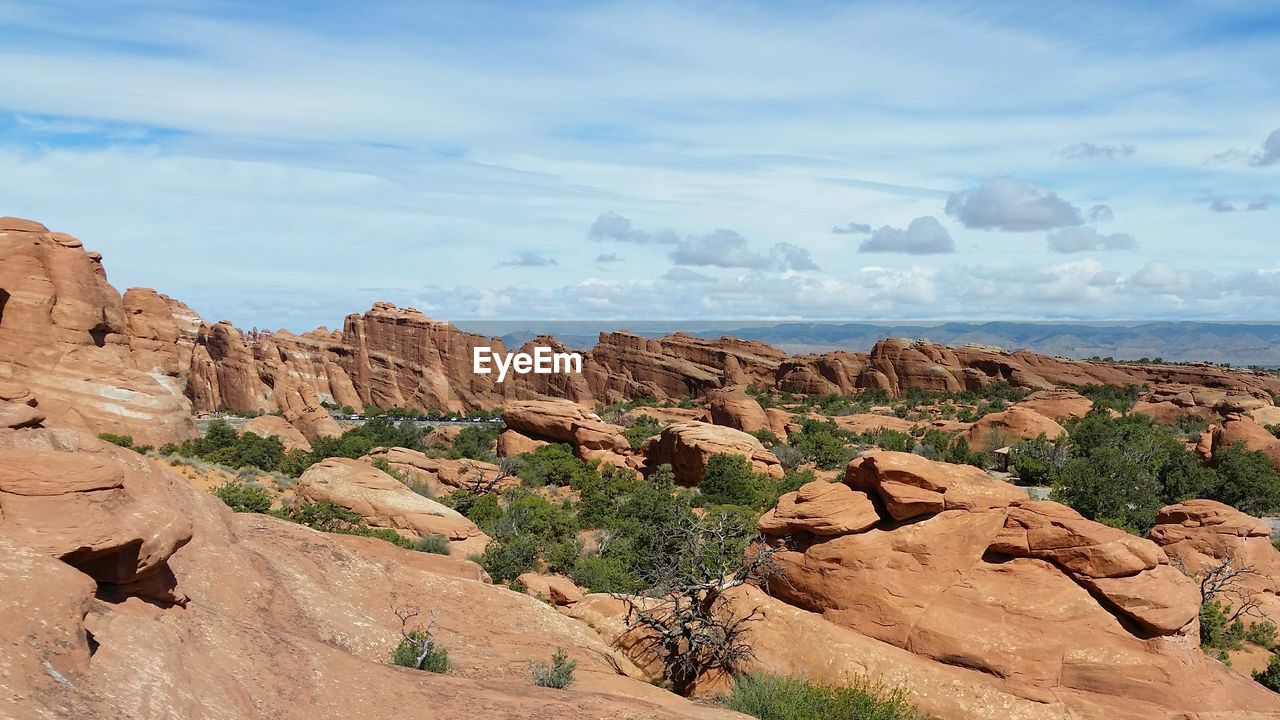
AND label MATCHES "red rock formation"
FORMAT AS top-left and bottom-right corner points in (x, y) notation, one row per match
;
(745, 451), (1271, 718)
(965, 406), (1066, 450)
(0, 219), (196, 445)
(0, 423), (742, 720)
(1150, 499), (1280, 626)
(241, 414), (312, 452)
(640, 421), (783, 485)
(705, 386), (771, 434)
